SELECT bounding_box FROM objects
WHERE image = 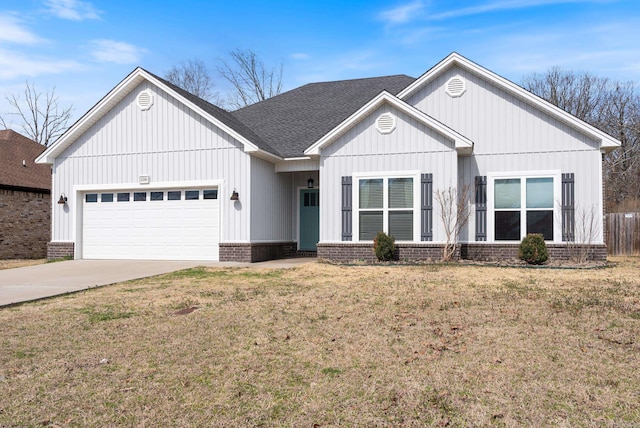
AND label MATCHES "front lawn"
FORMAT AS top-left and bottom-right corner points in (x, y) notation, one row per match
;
(1, 258), (639, 426)
(0, 259), (46, 271)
